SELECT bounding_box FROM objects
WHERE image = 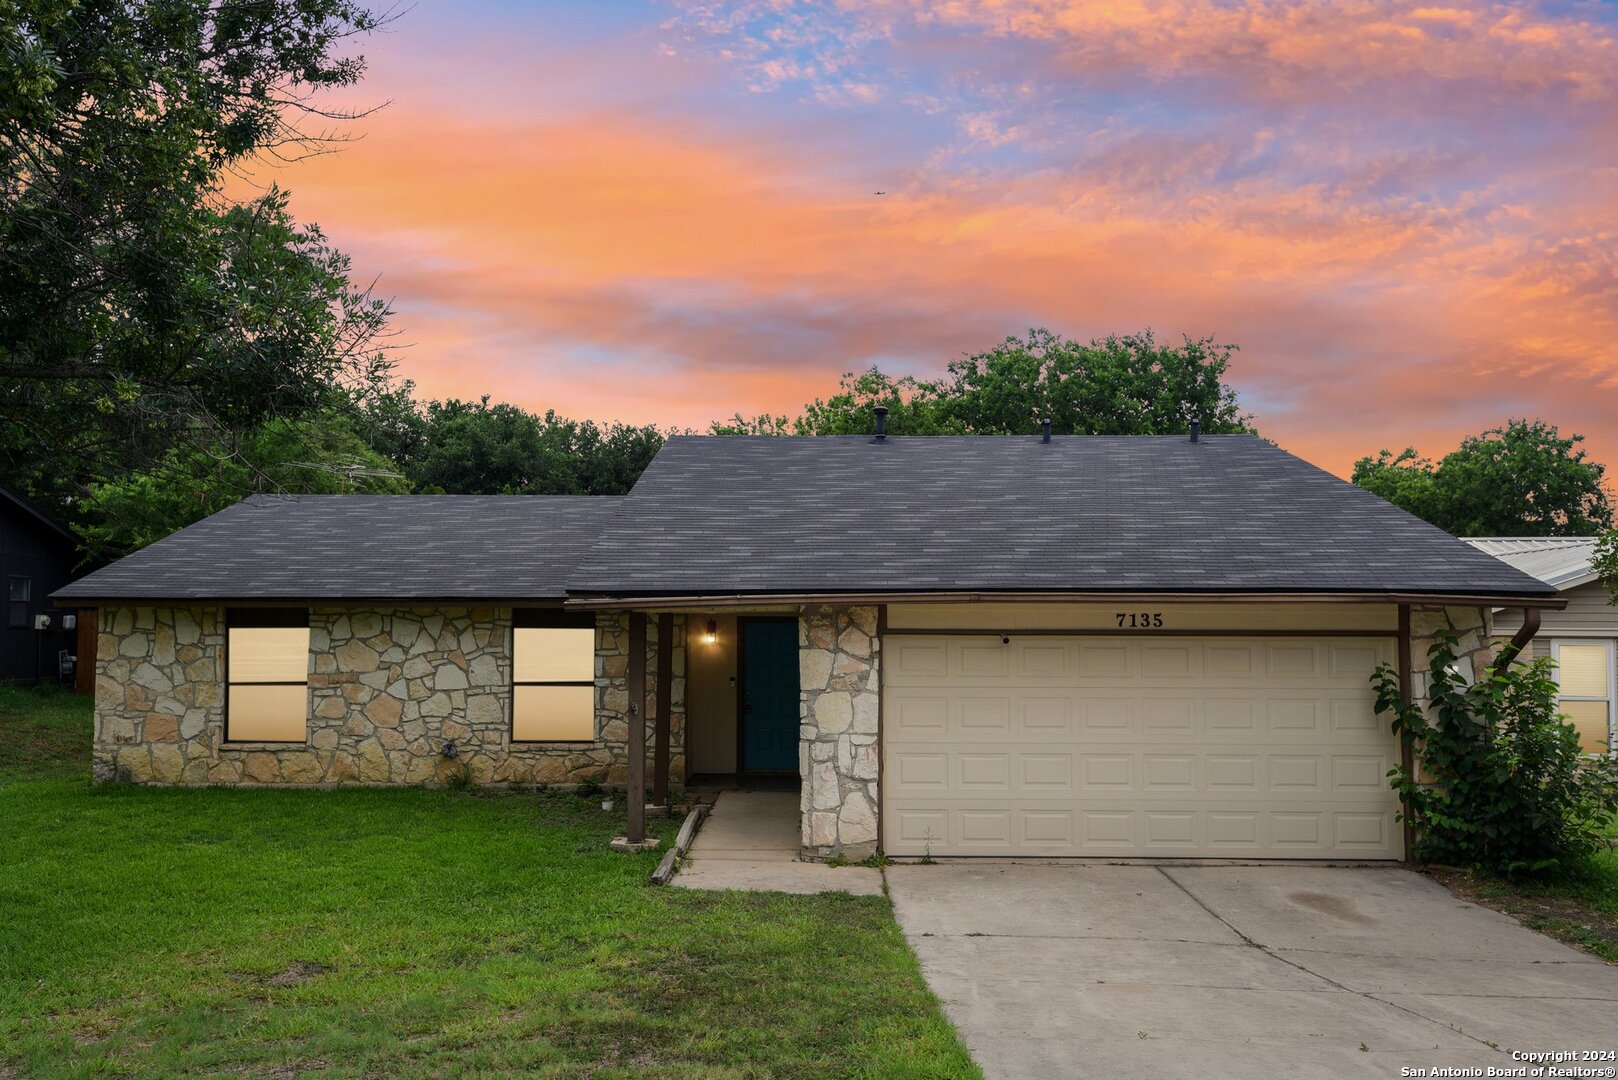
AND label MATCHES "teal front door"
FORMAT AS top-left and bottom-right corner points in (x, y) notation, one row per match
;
(741, 619), (800, 772)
